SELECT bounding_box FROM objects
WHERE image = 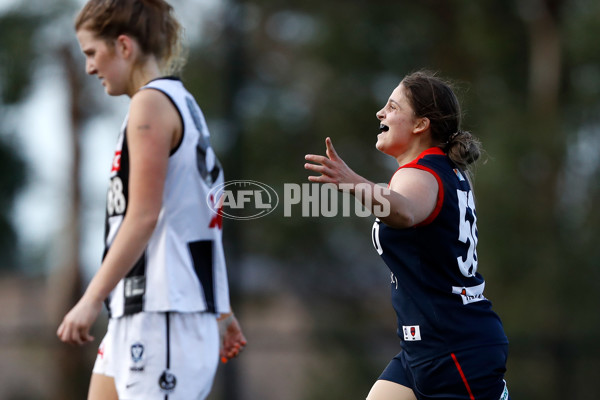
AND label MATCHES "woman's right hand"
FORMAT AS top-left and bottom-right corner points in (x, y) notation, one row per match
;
(57, 296), (103, 345)
(304, 137), (361, 188)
